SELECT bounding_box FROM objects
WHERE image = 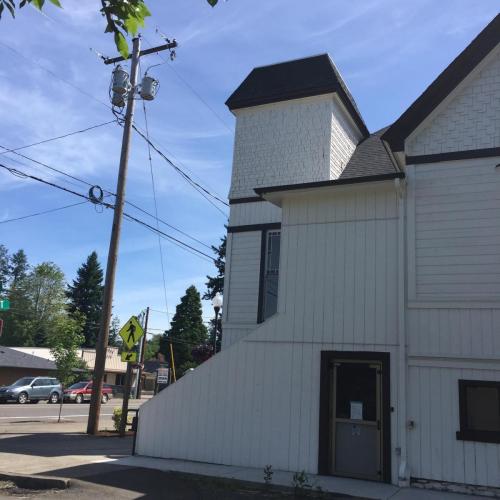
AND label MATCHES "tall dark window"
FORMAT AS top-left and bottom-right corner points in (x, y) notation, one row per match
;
(259, 230), (280, 322)
(457, 380), (500, 443)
